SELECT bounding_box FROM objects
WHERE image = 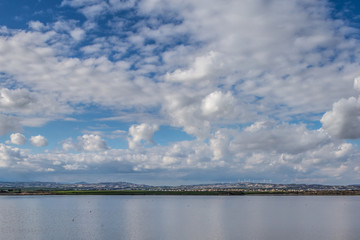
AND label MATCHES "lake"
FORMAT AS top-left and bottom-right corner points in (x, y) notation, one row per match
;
(0, 195), (359, 240)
